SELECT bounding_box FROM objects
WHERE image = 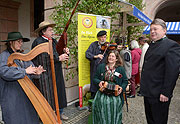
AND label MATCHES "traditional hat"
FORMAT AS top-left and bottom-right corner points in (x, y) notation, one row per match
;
(97, 30), (107, 37)
(0, 32), (30, 42)
(34, 21), (56, 33)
